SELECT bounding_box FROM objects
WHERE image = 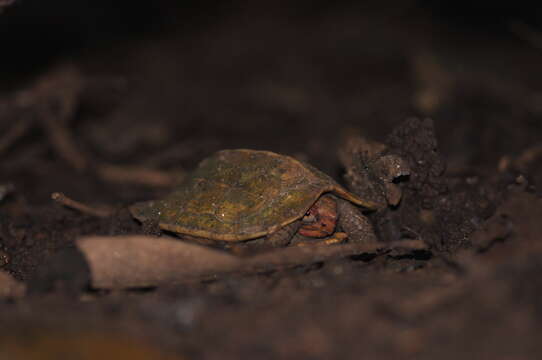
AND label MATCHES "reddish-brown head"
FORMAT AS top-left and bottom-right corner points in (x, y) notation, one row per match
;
(299, 195), (338, 238)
